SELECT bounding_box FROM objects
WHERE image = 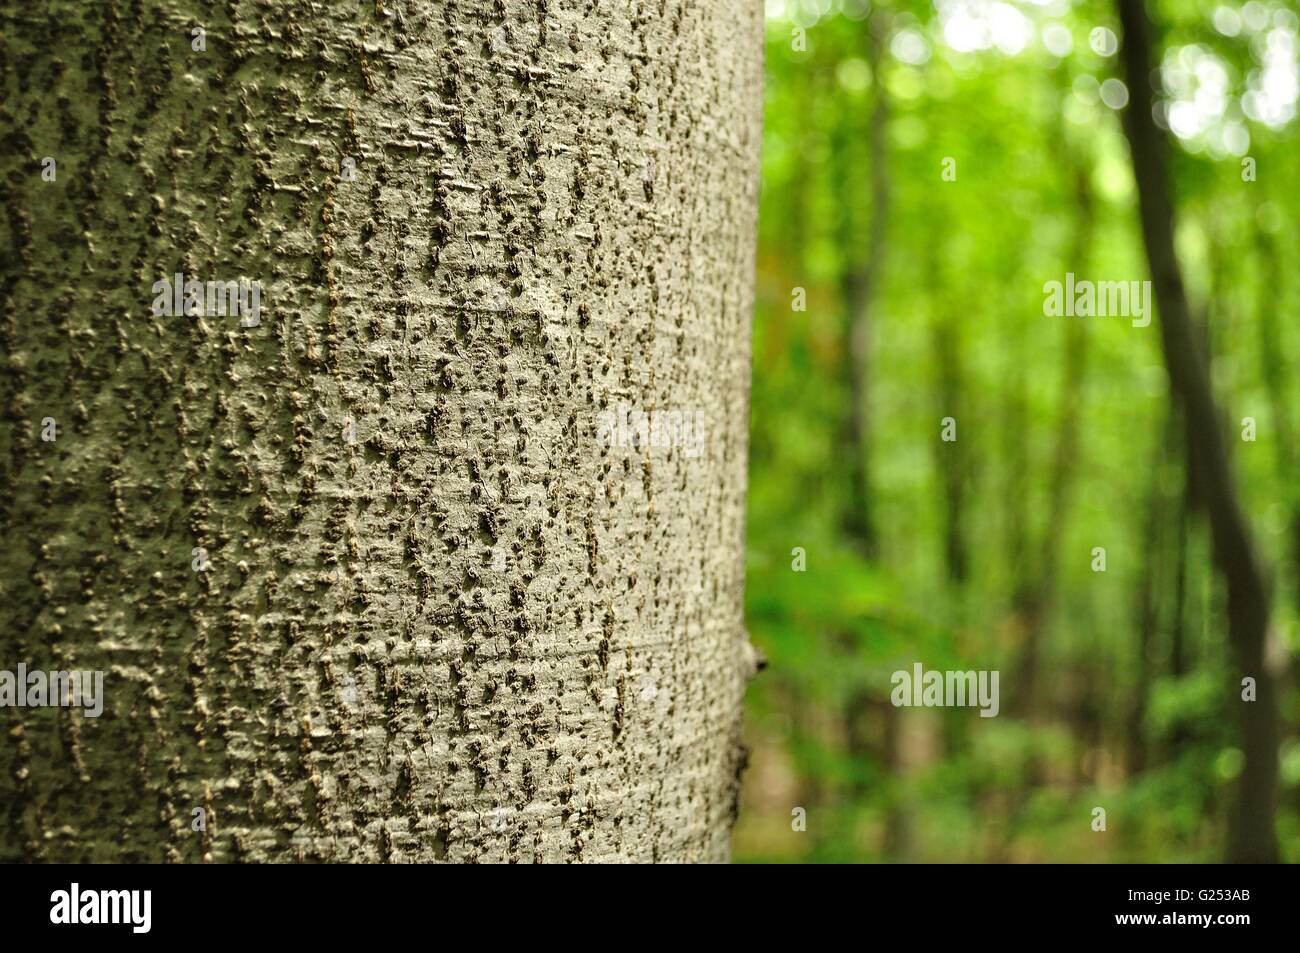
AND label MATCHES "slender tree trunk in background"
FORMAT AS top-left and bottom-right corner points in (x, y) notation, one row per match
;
(1256, 230), (1300, 621)
(1012, 151), (1092, 717)
(1083, 663), (1107, 784)
(0, 0), (763, 862)
(836, 14), (889, 558)
(1005, 400), (1031, 710)
(1126, 413), (1175, 776)
(1155, 415), (1200, 764)
(931, 238), (969, 590)
(1001, 336), (1029, 605)
(833, 10), (895, 855)
(785, 685), (830, 851)
(1255, 227), (1300, 831)
(880, 699), (913, 861)
(1117, 0), (1279, 863)
(936, 343), (969, 588)
(1170, 479), (1191, 679)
